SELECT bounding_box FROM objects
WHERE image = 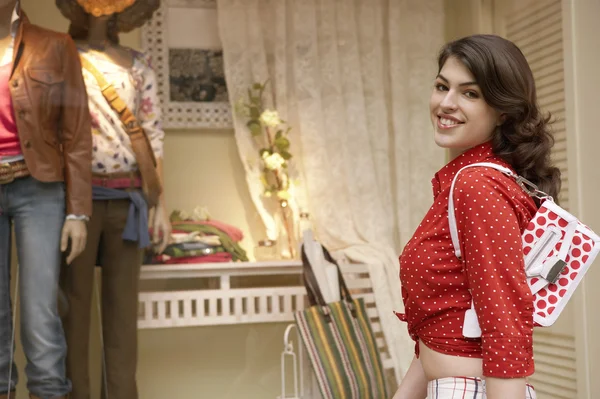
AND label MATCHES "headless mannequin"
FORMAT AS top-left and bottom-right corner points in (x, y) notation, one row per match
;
(0, 0), (87, 263)
(0, 1), (92, 396)
(62, 13), (170, 399)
